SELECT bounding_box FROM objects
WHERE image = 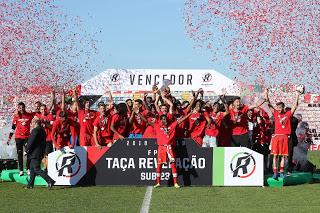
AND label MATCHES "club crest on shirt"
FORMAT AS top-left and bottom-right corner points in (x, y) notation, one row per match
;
(211, 115), (217, 122)
(233, 112), (243, 123)
(18, 118), (29, 126)
(278, 115), (287, 128)
(160, 127), (171, 137)
(135, 114), (142, 124)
